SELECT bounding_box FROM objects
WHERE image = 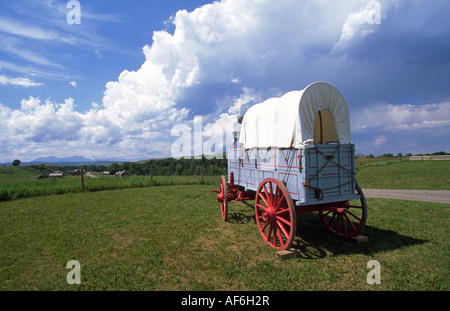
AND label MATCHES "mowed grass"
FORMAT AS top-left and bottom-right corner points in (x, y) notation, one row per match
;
(1, 184), (448, 291)
(356, 160), (449, 190)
